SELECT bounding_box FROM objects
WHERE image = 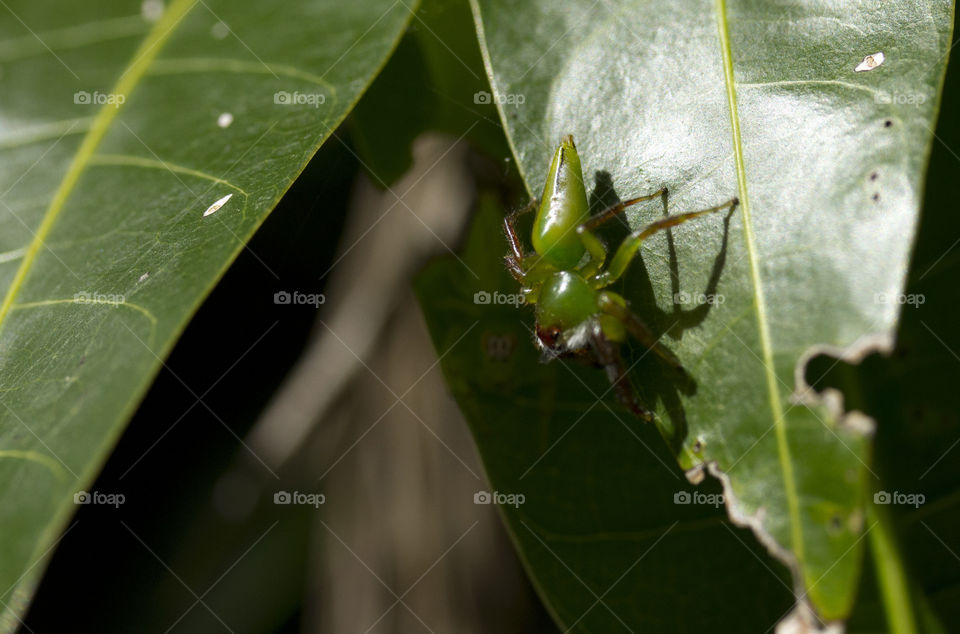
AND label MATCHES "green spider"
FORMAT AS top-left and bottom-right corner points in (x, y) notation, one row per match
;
(503, 135), (738, 420)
